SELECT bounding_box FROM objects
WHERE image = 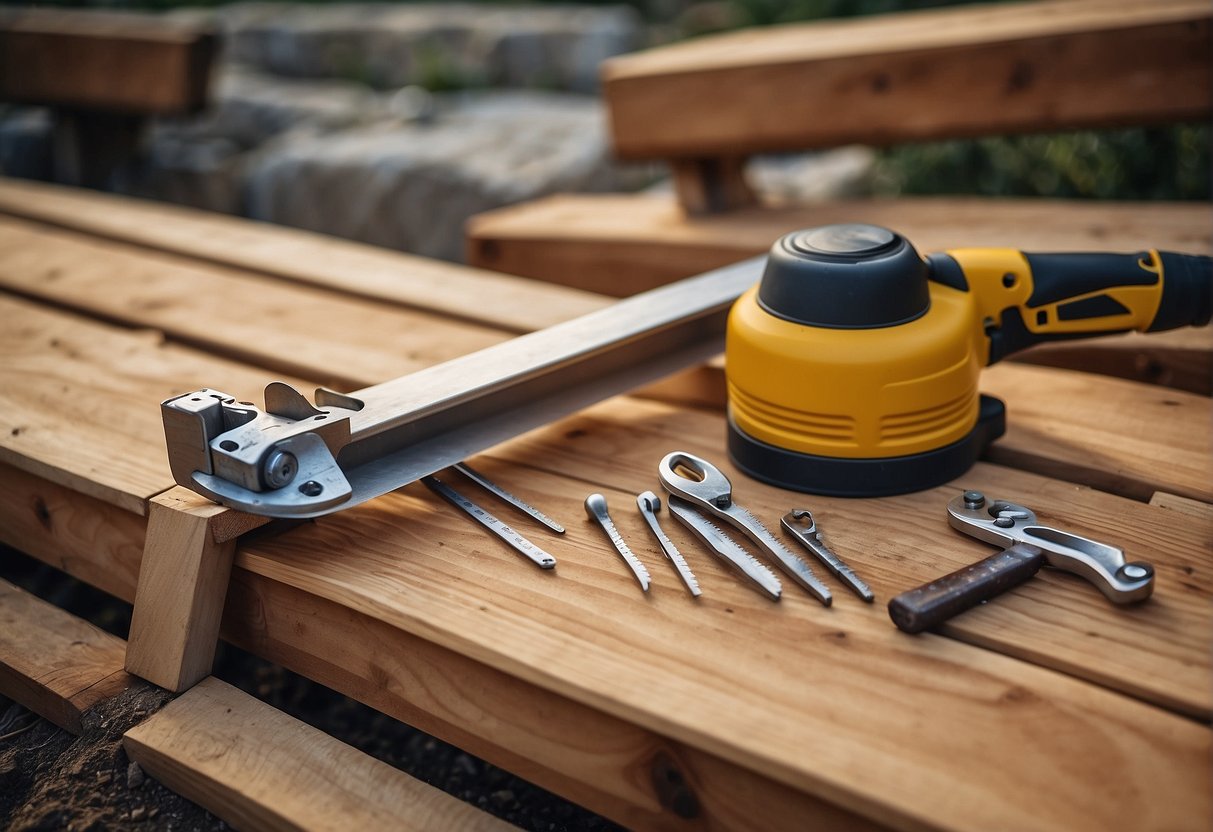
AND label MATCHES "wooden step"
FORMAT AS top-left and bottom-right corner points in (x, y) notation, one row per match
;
(0, 578), (132, 733)
(124, 677), (514, 832)
(601, 0), (1211, 160)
